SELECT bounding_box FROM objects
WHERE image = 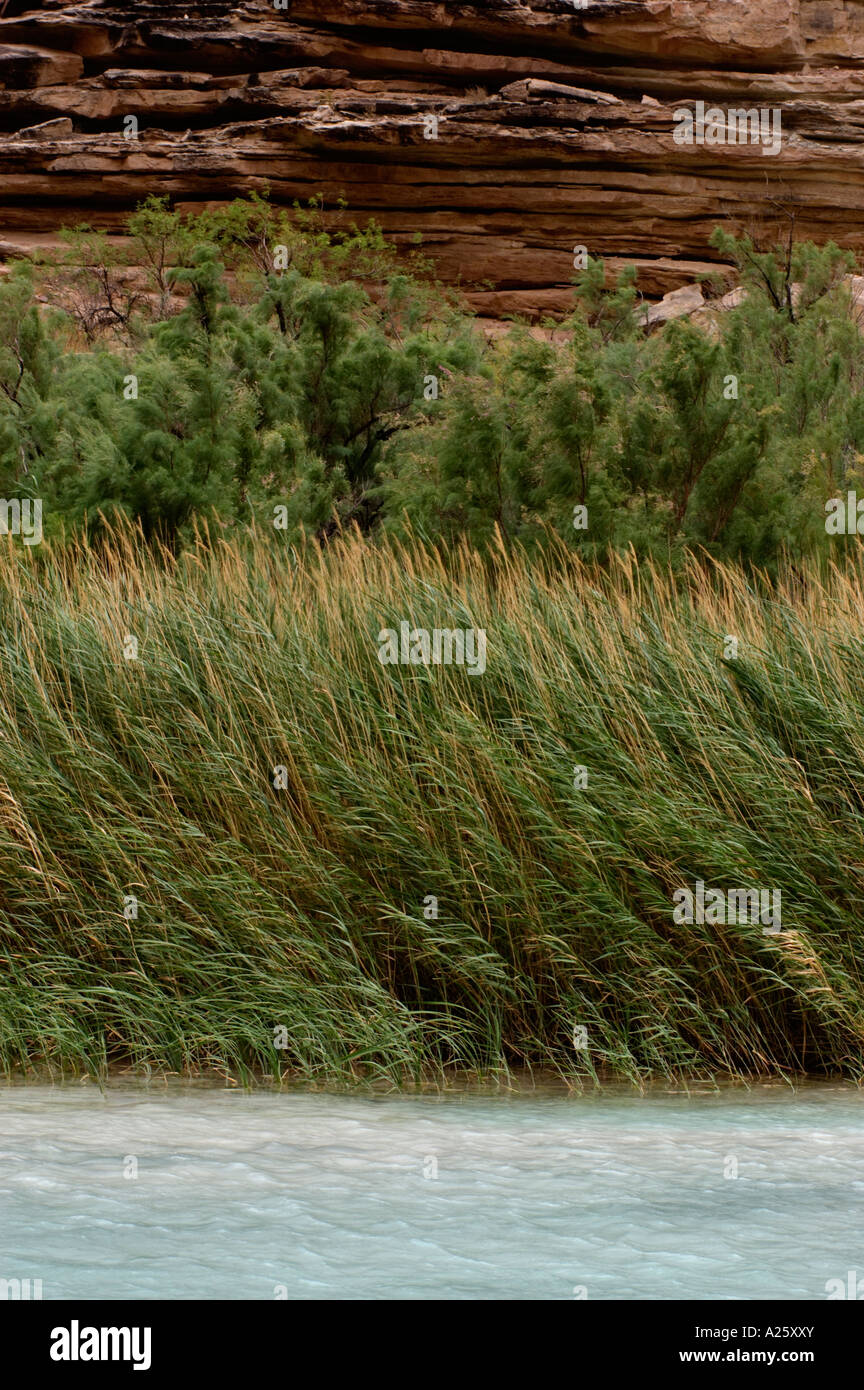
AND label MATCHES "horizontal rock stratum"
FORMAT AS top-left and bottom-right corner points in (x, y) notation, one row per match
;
(0, 0), (863, 315)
